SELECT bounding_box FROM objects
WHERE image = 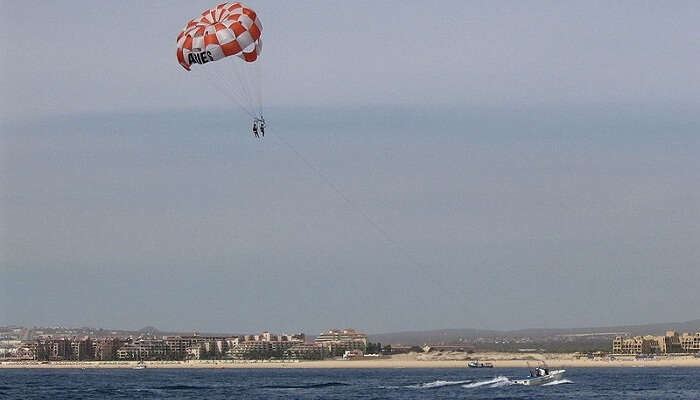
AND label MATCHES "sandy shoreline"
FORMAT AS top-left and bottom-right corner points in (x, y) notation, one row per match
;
(2, 353), (699, 369)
